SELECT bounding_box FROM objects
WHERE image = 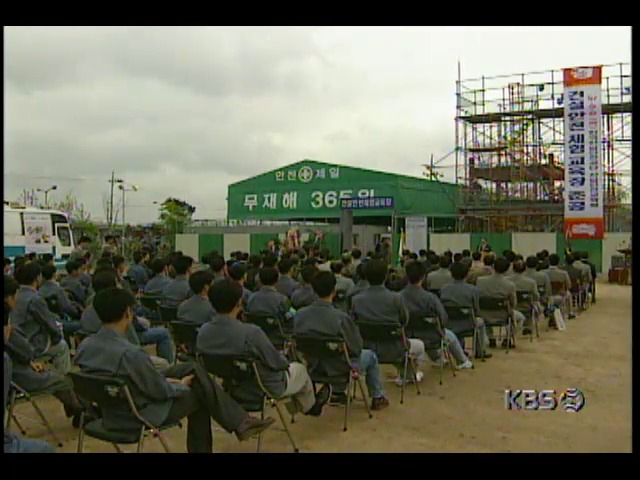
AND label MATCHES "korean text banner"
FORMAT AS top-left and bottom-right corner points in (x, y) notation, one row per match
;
(563, 66), (604, 240)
